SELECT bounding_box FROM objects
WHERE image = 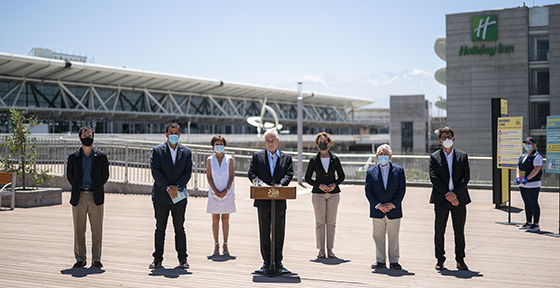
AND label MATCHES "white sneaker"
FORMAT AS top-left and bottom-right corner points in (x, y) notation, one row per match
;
(519, 222), (531, 230)
(527, 224), (540, 232)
